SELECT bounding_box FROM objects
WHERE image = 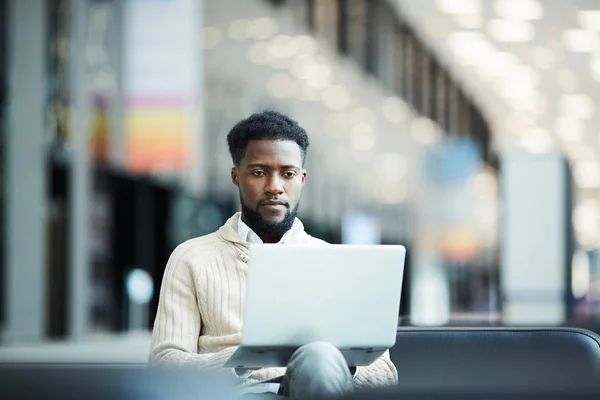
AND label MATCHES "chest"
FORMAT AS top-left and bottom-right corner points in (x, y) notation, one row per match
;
(197, 253), (248, 333)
